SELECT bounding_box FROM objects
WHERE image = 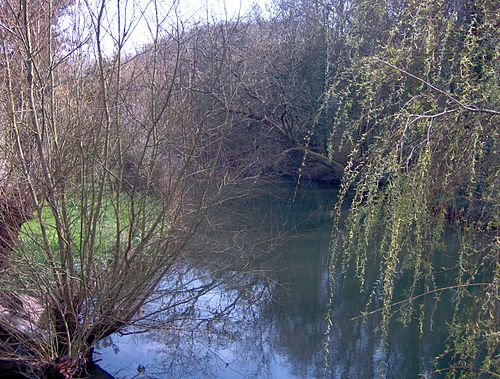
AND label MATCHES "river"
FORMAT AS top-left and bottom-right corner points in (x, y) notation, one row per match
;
(94, 181), (452, 378)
